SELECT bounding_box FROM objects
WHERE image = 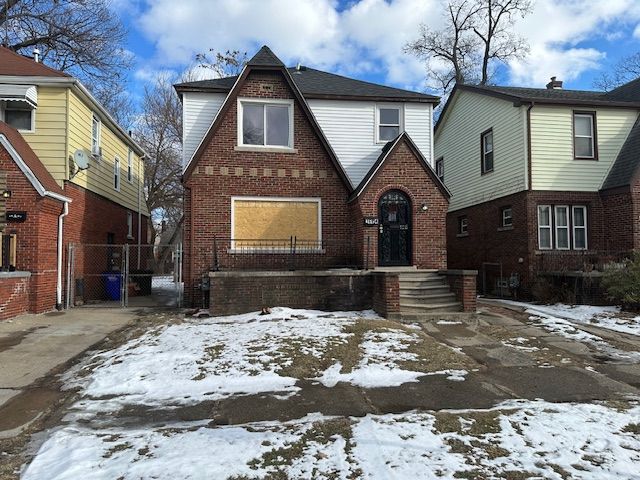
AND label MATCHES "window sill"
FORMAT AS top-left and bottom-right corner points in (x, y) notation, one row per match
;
(127, 235), (134, 240)
(497, 226), (514, 232)
(0, 270), (31, 279)
(574, 157), (598, 161)
(228, 248), (325, 254)
(456, 233), (469, 238)
(235, 145), (298, 154)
